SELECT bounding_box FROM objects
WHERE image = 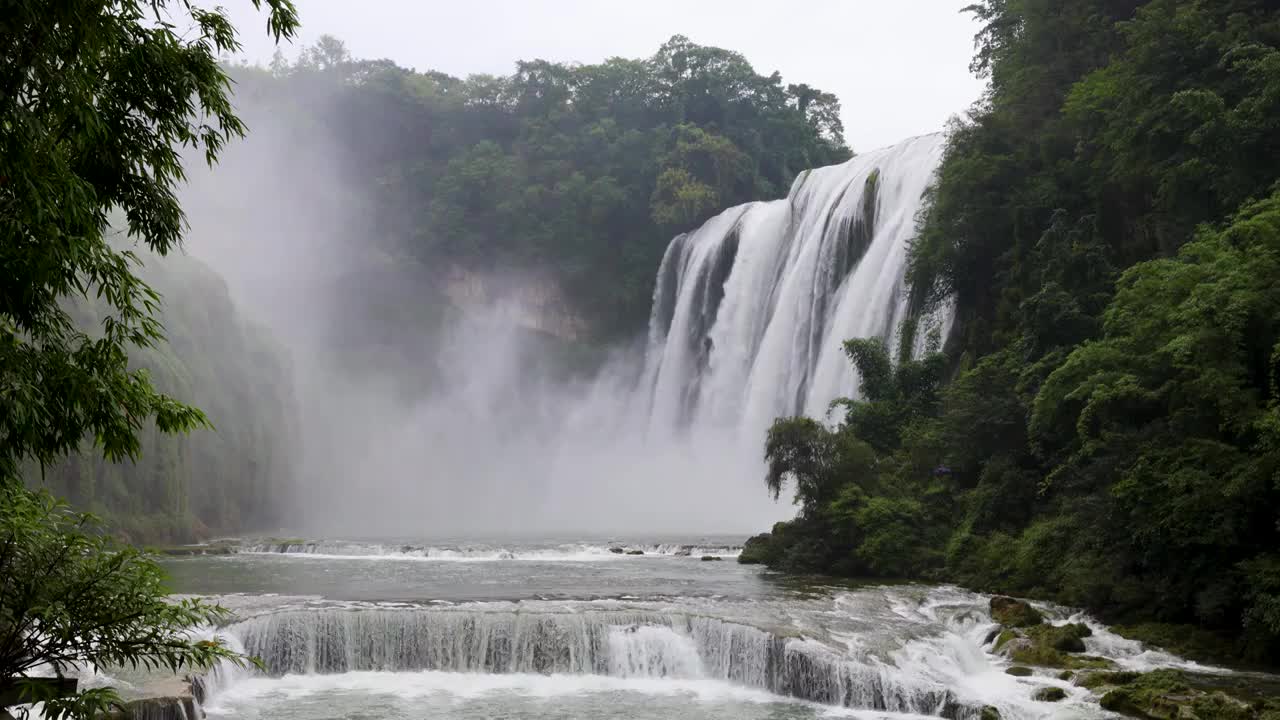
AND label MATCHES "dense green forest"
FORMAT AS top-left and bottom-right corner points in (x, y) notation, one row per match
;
(27, 253), (298, 544)
(747, 0), (1280, 664)
(229, 34), (850, 337)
